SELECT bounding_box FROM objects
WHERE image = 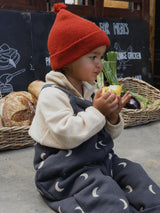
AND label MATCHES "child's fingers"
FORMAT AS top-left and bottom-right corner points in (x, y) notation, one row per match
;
(102, 91), (112, 100)
(95, 88), (111, 99)
(94, 88), (102, 99)
(103, 92), (117, 103)
(121, 91), (131, 107)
